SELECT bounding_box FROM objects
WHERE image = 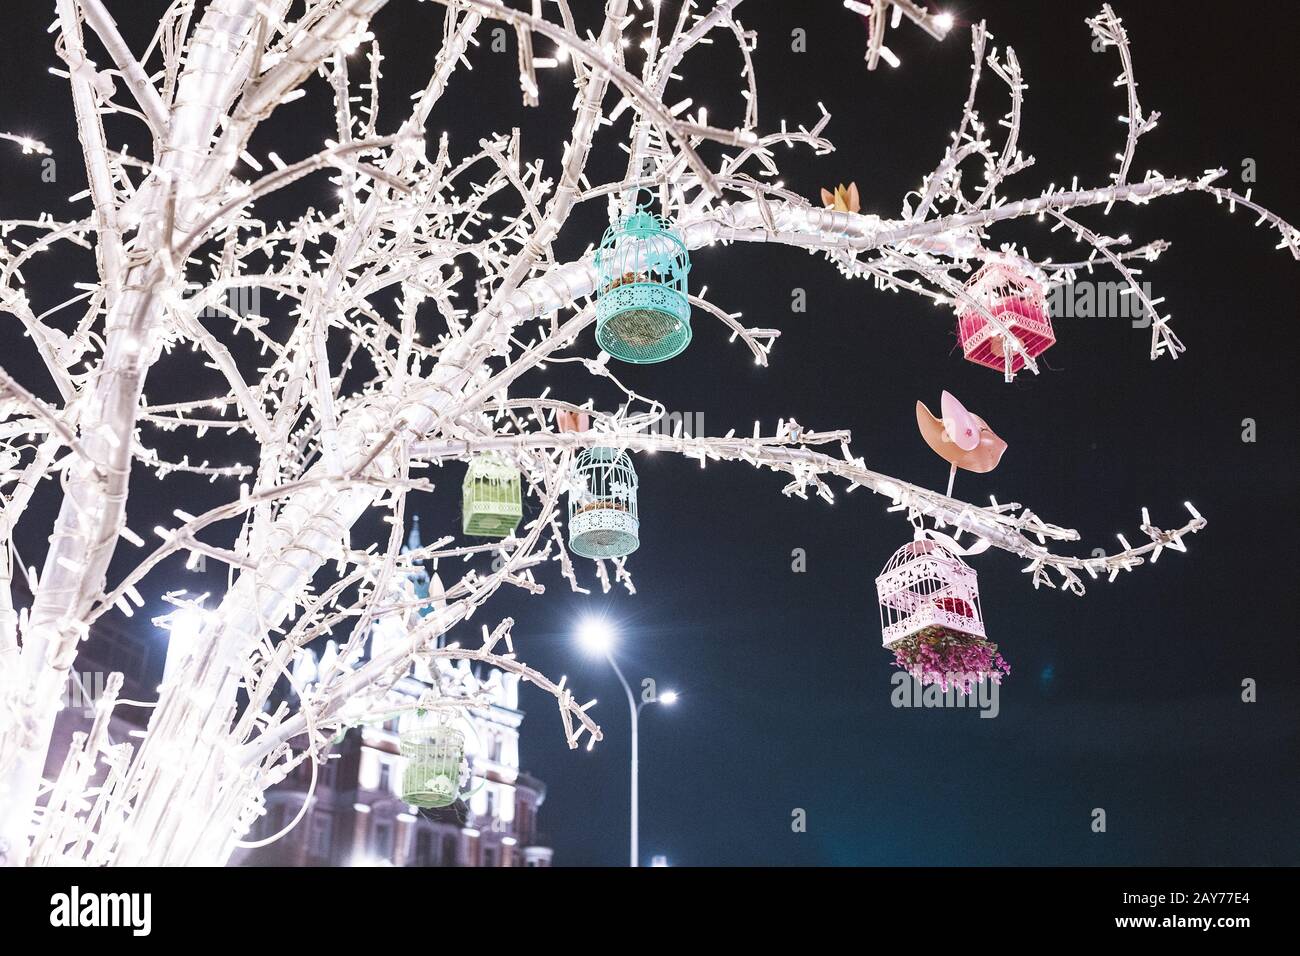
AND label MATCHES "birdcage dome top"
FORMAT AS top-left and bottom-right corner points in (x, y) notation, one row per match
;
(878, 538), (967, 574)
(464, 454), (518, 480)
(576, 445), (633, 465)
(965, 256), (1045, 291)
(598, 208), (685, 248)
